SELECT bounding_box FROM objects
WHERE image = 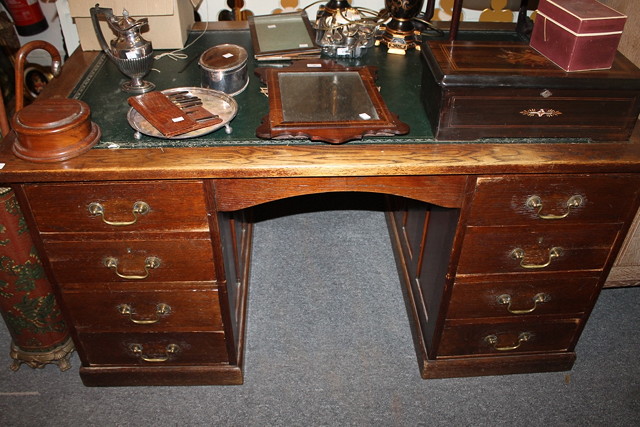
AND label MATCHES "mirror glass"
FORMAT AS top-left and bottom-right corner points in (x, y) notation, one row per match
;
(279, 71), (379, 122)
